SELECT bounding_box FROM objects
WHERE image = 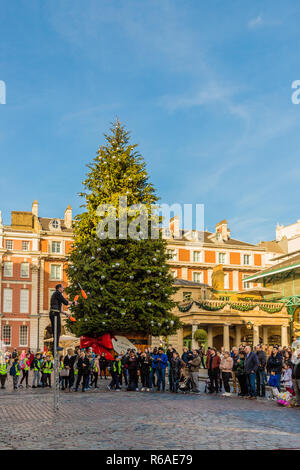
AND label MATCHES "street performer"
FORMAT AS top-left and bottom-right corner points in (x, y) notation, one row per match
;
(50, 284), (76, 352)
